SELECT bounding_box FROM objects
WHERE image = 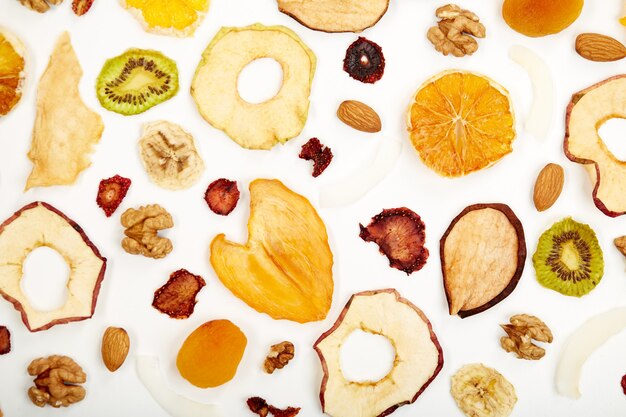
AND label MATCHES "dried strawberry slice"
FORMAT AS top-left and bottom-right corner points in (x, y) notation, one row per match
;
(268, 405), (300, 417)
(247, 397), (300, 417)
(152, 269), (206, 319)
(622, 374), (626, 395)
(0, 326), (10, 355)
(204, 179), (240, 216)
(343, 37), (385, 84)
(359, 208), (429, 275)
(96, 175), (131, 217)
(72, 0), (94, 16)
(299, 138), (333, 177)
